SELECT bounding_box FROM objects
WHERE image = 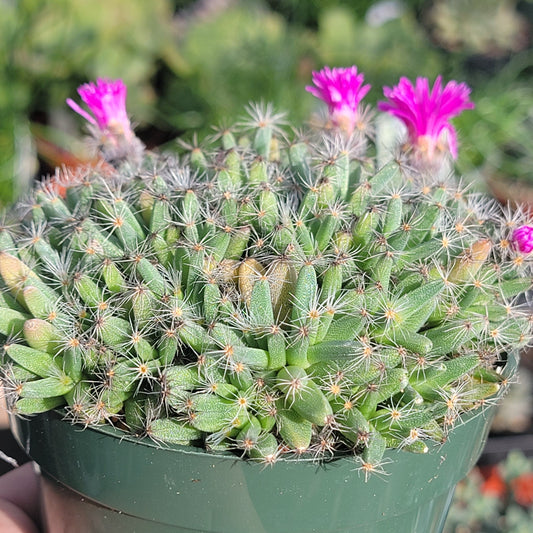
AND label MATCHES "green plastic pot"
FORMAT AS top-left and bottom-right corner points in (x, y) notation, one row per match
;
(10, 353), (518, 533)
(7, 406), (497, 533)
